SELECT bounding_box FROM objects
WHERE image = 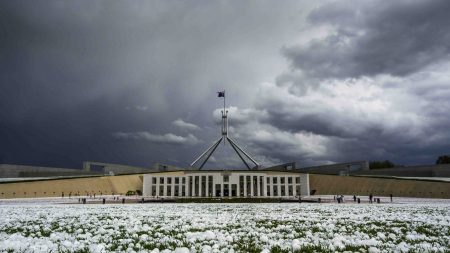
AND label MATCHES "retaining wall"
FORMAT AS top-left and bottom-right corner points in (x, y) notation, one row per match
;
(309, 174), (450, 198)
(0, 174), (143, 199)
